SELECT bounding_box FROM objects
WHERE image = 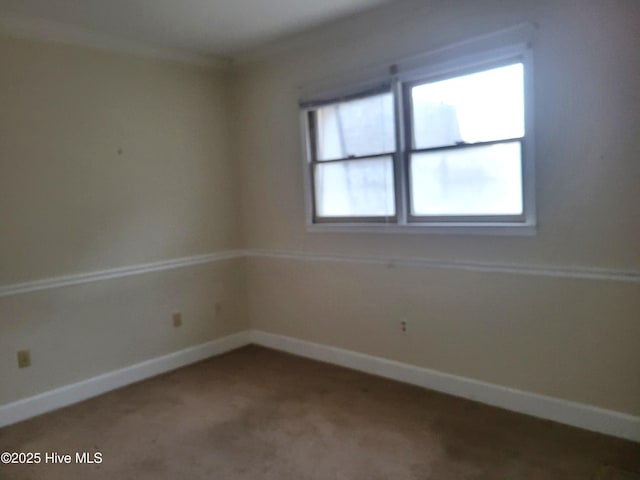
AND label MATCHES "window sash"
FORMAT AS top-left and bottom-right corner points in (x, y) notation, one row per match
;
(399, 55), (528, 224)
(406, 139), (525, 223)
(307, 96), (397, 163)
(311, 156), (397, 223)
(402, 58), (525, 145)
(307, 91), (400, 222)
